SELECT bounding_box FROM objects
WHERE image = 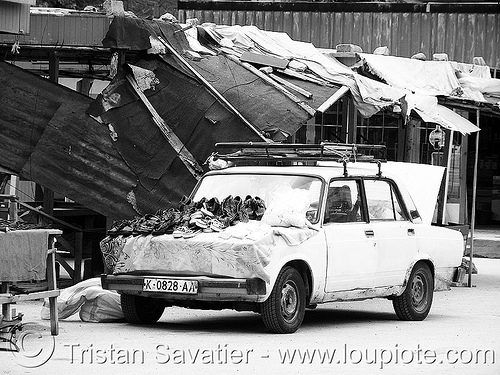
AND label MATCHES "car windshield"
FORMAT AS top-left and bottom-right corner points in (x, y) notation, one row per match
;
(192, 173), (323, 223)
